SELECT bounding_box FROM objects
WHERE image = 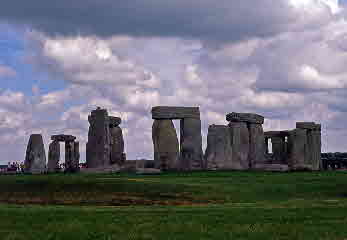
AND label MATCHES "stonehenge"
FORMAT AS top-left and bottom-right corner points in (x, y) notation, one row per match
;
(48, 134), (80, 173)
(24, 134), (47, 174)
(86, 107), (126, 169)
(22, 106), (323, 174)
(151, 106), (203, 171)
